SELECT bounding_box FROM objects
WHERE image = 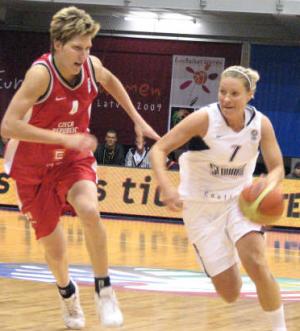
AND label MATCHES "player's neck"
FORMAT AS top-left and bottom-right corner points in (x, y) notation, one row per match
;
(52, 55), (80, 85)
(227, 113), (245, 132)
